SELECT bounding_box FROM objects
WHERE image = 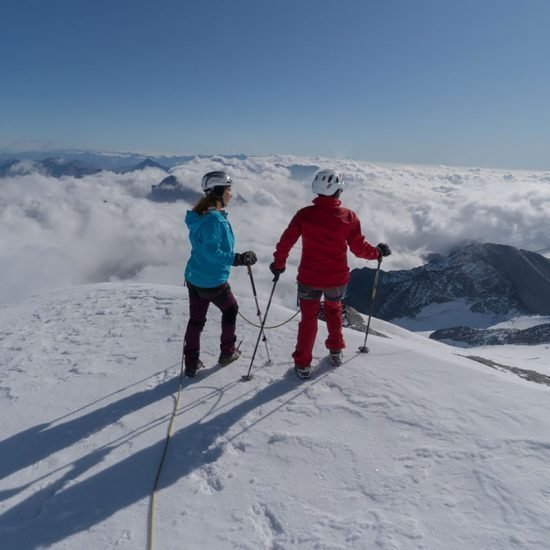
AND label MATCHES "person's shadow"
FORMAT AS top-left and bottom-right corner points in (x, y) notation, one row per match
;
(0, 376), (179, 486)
(0, 372), (303, 549)
(0, 362), (236, 490)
